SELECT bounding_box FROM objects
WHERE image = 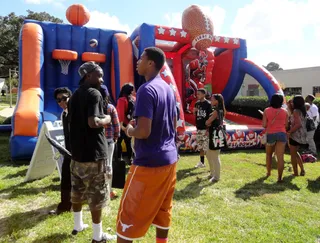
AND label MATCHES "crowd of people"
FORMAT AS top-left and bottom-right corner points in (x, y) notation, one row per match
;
(49, 45), (319, 242)
(262, 94), (319, 182)
(51, 47), (178, 243)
